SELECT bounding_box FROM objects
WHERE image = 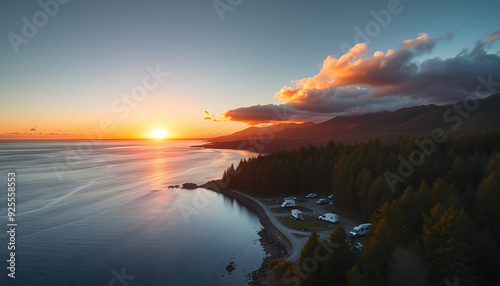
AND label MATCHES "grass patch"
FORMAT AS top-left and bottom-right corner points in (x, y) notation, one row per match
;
(323, 206), (364, 225)
(270, 206), (314, 213)
(259, 199), (280, 206)
(274, 228), (292, 250)
(277, 215), (332, 231)
(292, 233), (310, 239)
(322, 205), (335, 213)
